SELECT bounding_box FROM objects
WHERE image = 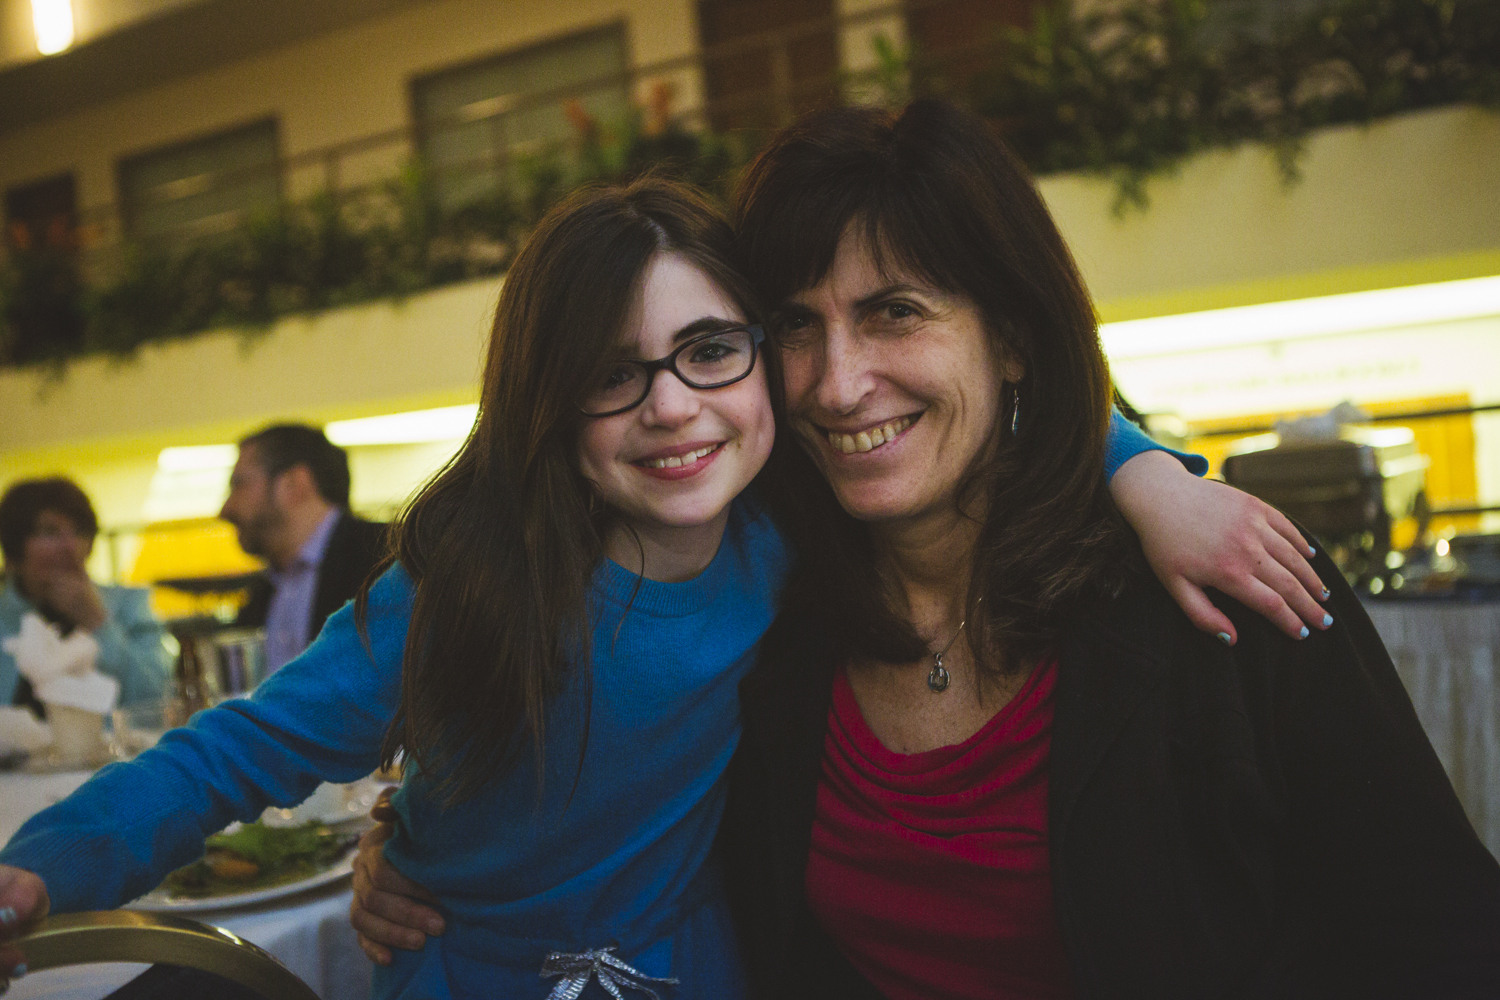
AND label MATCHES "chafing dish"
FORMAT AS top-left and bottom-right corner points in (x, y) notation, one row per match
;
(1221, 426), (1428, 588)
